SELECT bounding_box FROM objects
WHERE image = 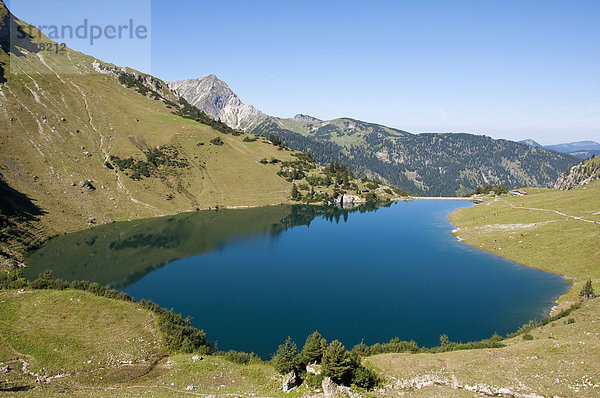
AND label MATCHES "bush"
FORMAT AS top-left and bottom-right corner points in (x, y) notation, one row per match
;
(352, 365), (380, 390)
(210, 137), (224, 146)
(181, 336), (195, 353)
(566, 318), (575, 324)
(522, 334), (534, 341)
(223, 350), (258, 365)
(304, 372), (324, 388)
(580, 279), (595, 300)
